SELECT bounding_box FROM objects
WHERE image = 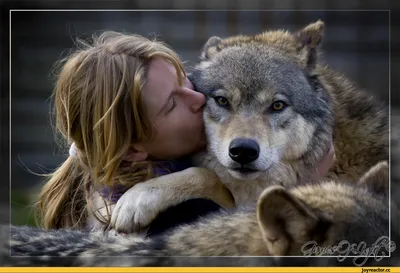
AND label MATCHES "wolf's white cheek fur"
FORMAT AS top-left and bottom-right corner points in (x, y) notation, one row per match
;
(283, 116), (315, 160)
(205, 123), (232, 168)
